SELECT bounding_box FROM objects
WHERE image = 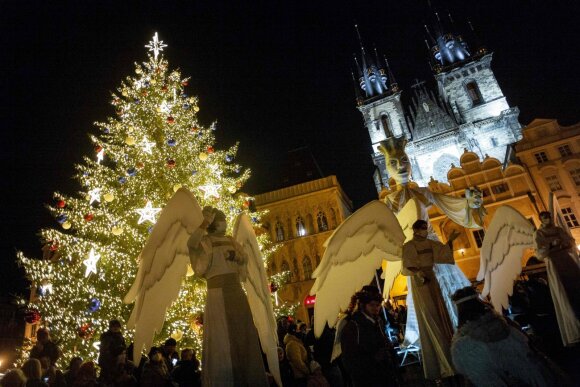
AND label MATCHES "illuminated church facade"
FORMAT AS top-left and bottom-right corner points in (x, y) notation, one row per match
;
(353, 17), (522, 190)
